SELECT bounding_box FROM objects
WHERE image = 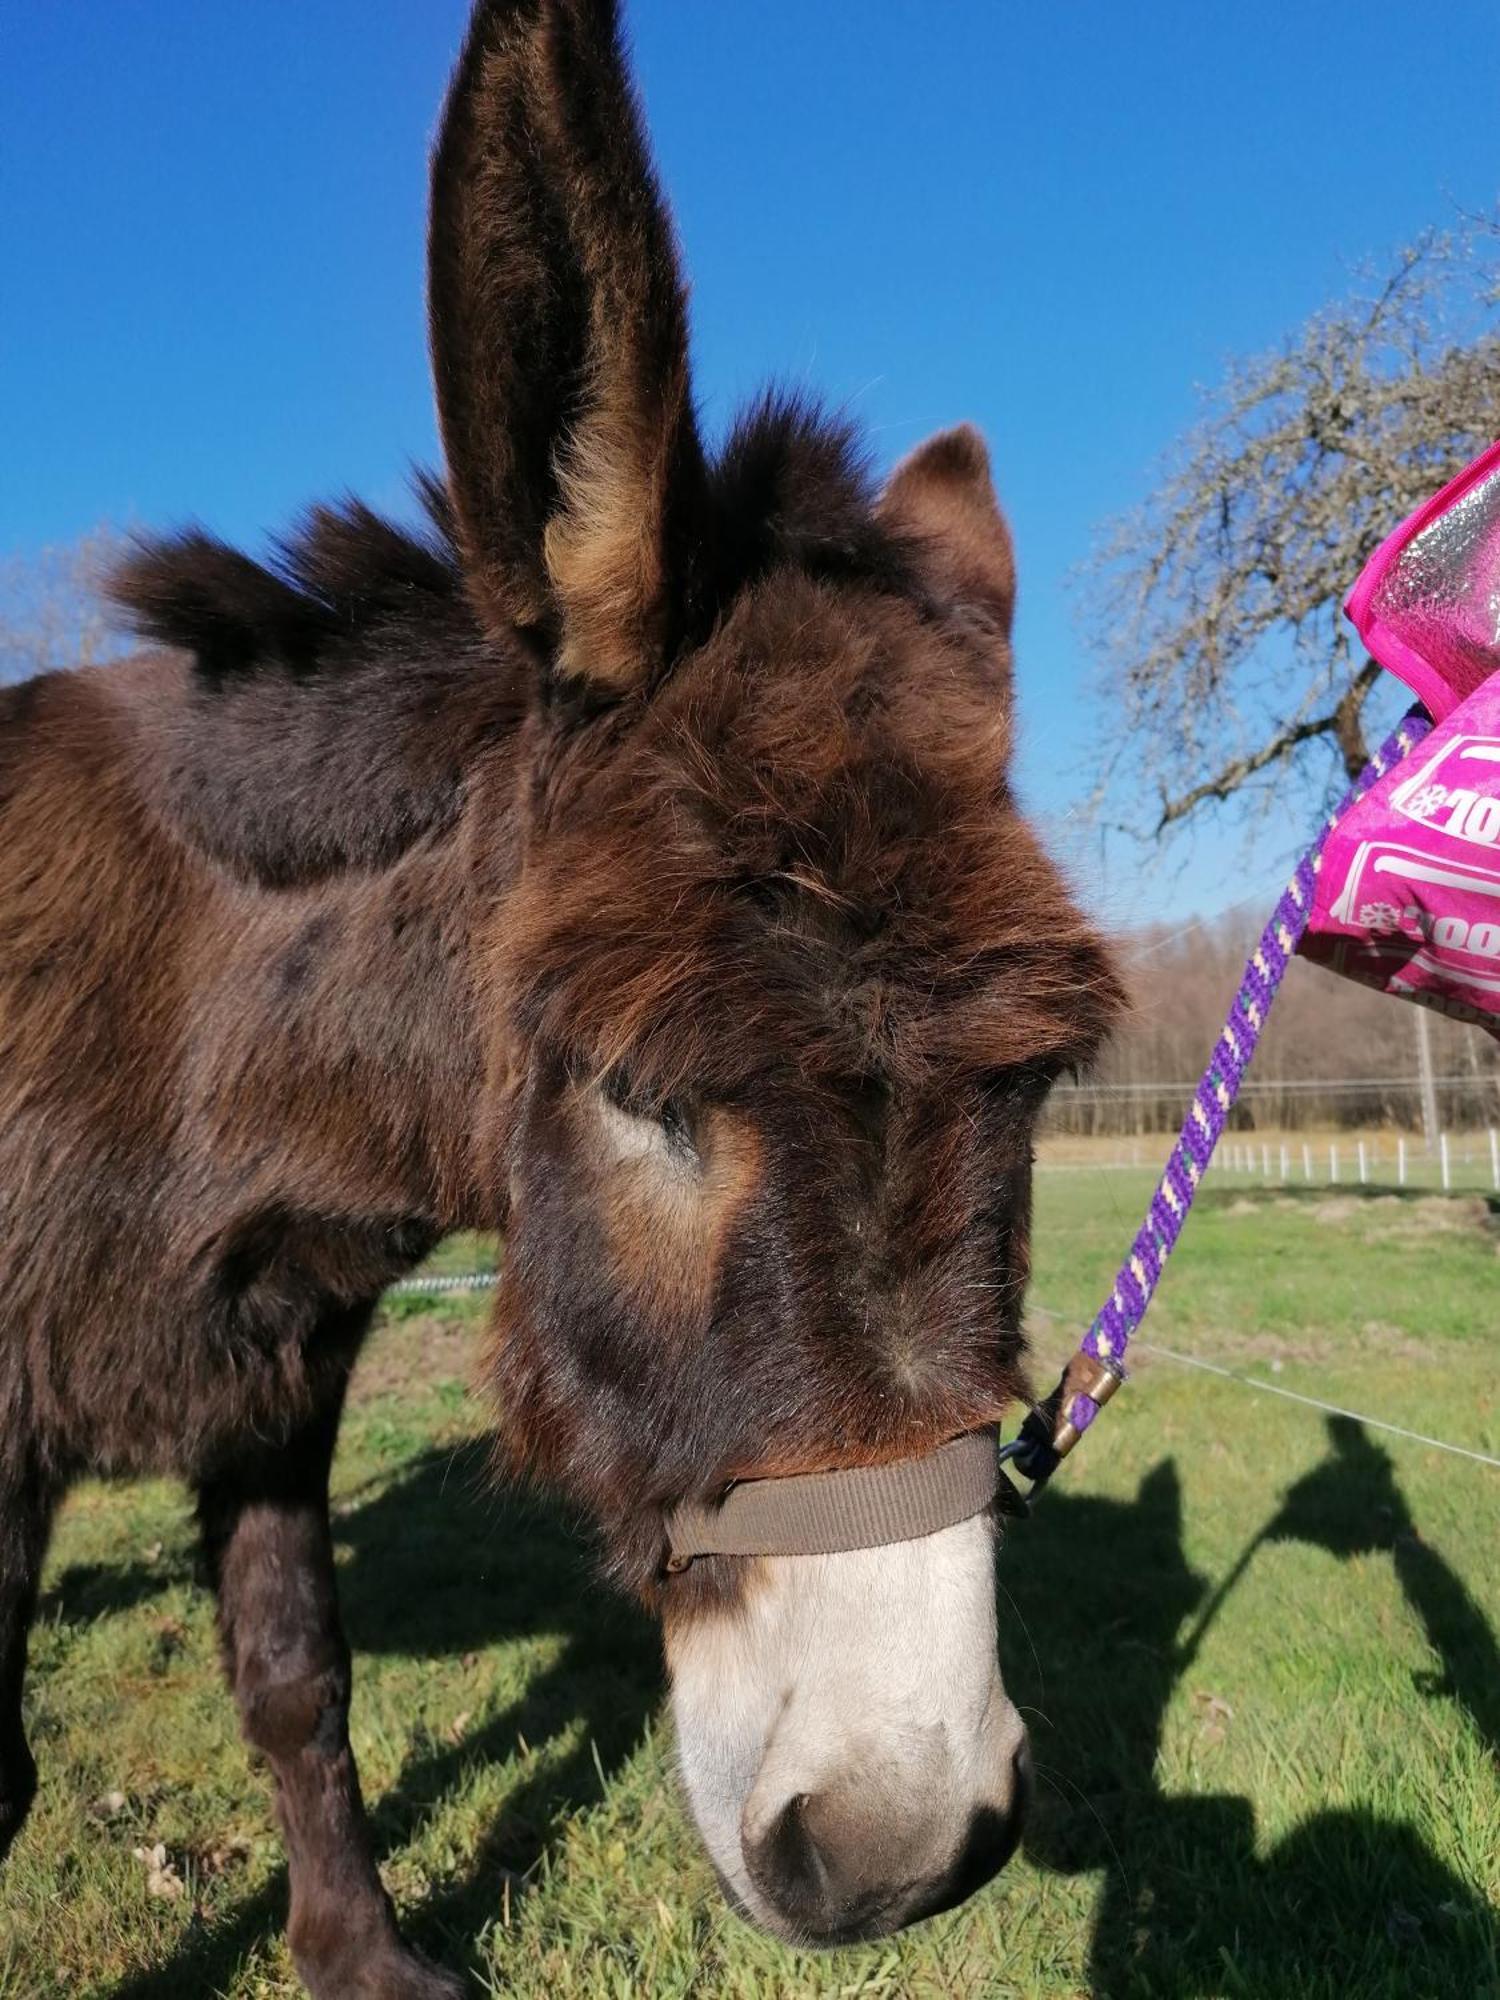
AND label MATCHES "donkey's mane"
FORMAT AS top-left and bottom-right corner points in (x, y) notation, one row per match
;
(107, 396), (915, 690)
(703, 395), (917, 606)
(106, 472), (471, 682)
